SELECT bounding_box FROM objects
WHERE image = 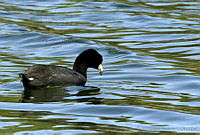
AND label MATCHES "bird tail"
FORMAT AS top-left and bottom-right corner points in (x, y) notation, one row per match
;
(19, 73), (30, 89)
